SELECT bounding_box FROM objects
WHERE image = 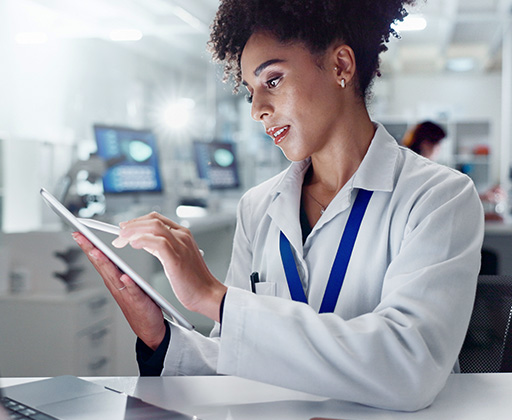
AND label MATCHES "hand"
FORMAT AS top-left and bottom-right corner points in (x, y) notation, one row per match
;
(112, 212), (227, 322)
(72, 232), (166, 350)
